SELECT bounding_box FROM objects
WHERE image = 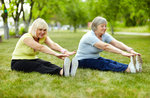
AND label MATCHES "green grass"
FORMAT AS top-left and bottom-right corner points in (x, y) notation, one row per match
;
(114, 25), (150, 33)
(0, 31), (150, 98)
